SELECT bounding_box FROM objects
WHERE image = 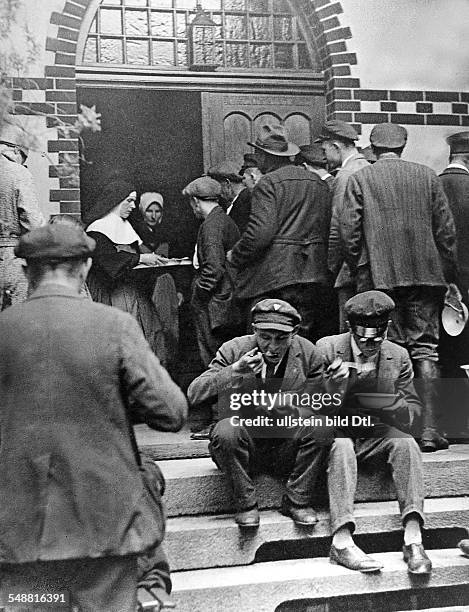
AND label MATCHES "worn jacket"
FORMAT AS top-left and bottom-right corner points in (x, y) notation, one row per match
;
(341, 157), (458, 290)
(0, 284), (187, 564)
(230, 165), (332, 299)
(229, 187), (252, 236)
